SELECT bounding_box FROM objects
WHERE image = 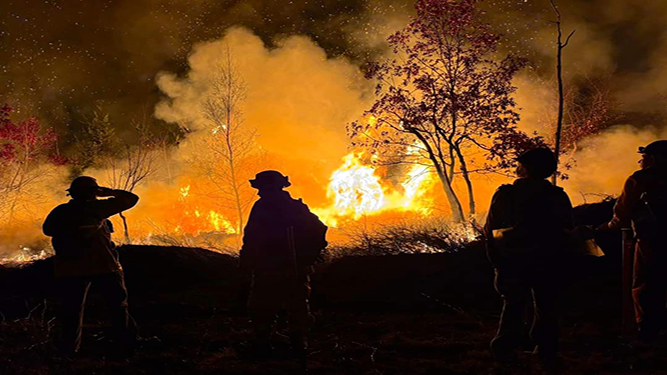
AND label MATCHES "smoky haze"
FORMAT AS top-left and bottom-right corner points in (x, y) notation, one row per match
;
(0, 0), (386, 144)
(155, 27), (372, 205)
(3, 0), (667, 138)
